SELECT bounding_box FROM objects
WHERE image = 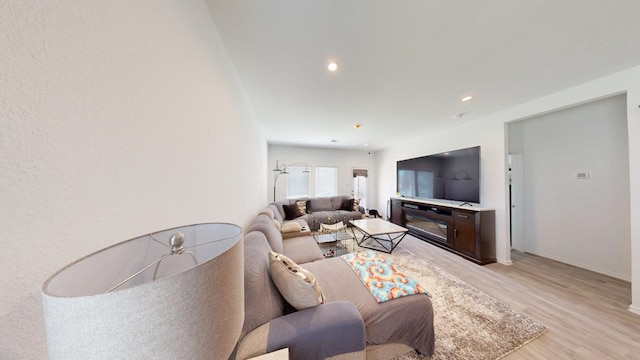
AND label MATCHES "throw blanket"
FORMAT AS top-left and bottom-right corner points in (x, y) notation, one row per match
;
(341, 251), (431, 303)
